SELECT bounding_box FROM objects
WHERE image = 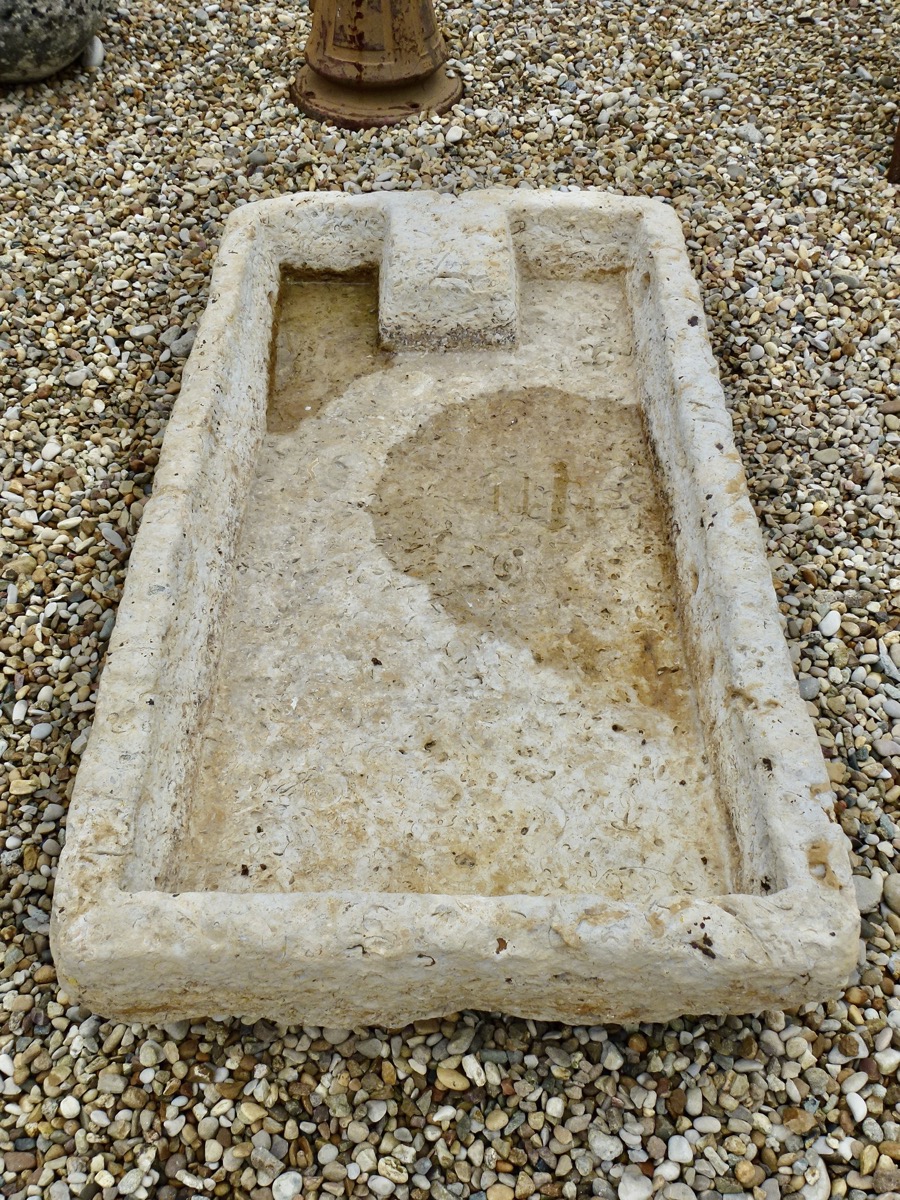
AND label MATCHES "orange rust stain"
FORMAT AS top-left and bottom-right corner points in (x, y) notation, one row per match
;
(806, 841), (840, 889)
